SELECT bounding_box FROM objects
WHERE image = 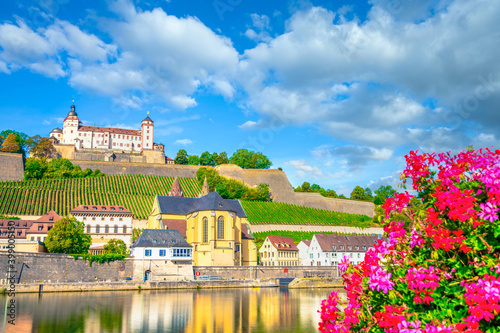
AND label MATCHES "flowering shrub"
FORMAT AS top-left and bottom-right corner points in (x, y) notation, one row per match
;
(319, 148), (500, 333)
